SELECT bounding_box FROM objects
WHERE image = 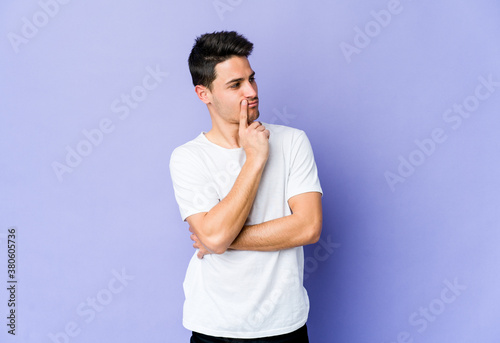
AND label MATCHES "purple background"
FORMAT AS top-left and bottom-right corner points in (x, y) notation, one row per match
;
(1, 0), (500, 342)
